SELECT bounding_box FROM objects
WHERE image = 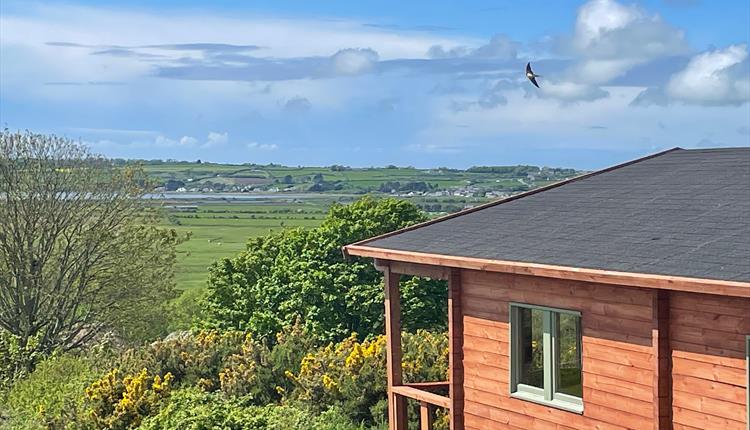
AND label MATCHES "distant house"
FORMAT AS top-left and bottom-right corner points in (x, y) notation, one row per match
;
(344, 148), (750, 430)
